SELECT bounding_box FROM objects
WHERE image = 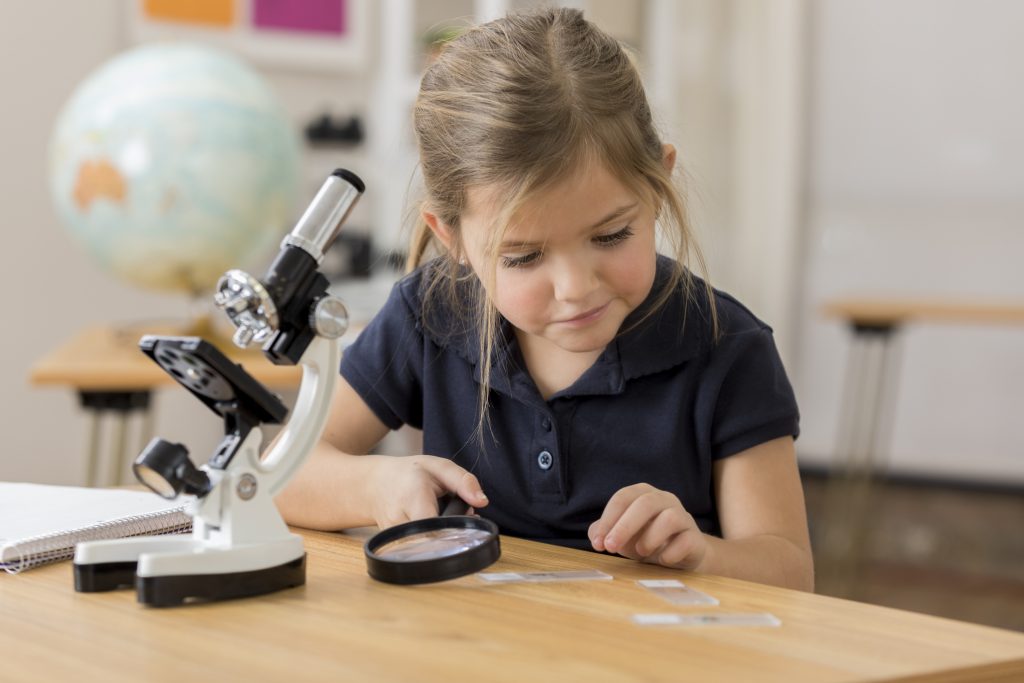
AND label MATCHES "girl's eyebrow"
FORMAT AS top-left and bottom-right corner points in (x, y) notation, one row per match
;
(499, 202), (639, 249)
